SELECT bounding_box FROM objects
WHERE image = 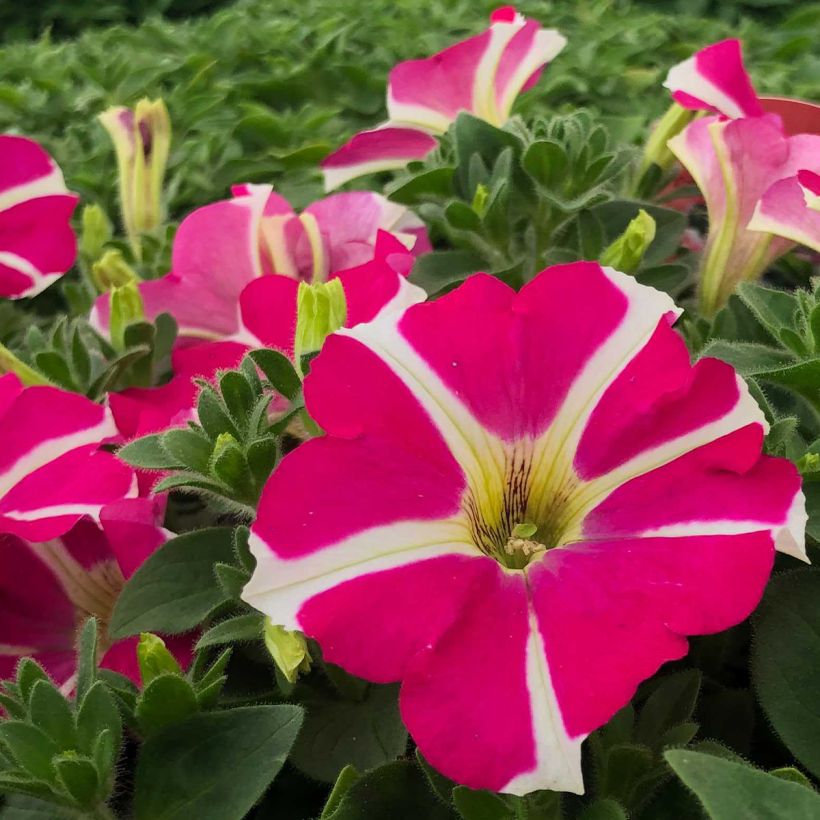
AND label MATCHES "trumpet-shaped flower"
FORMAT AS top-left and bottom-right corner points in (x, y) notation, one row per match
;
(243, 263), (805, 795)
(0, 498), (191, 688)
(0, 374), (136, 541)
(669, 114), (820, 315)
(321, 7), (566, 189)
(90, 185), (428, 341)
(0, 135), (78, 299)
(109, 236), (424, 441)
